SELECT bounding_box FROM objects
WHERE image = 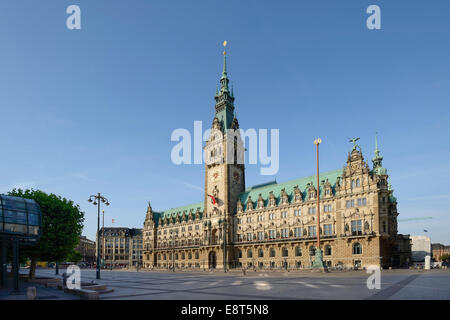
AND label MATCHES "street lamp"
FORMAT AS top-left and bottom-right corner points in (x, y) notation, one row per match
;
(312, 138), (326, 270)
(88, 193), (110, 279)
